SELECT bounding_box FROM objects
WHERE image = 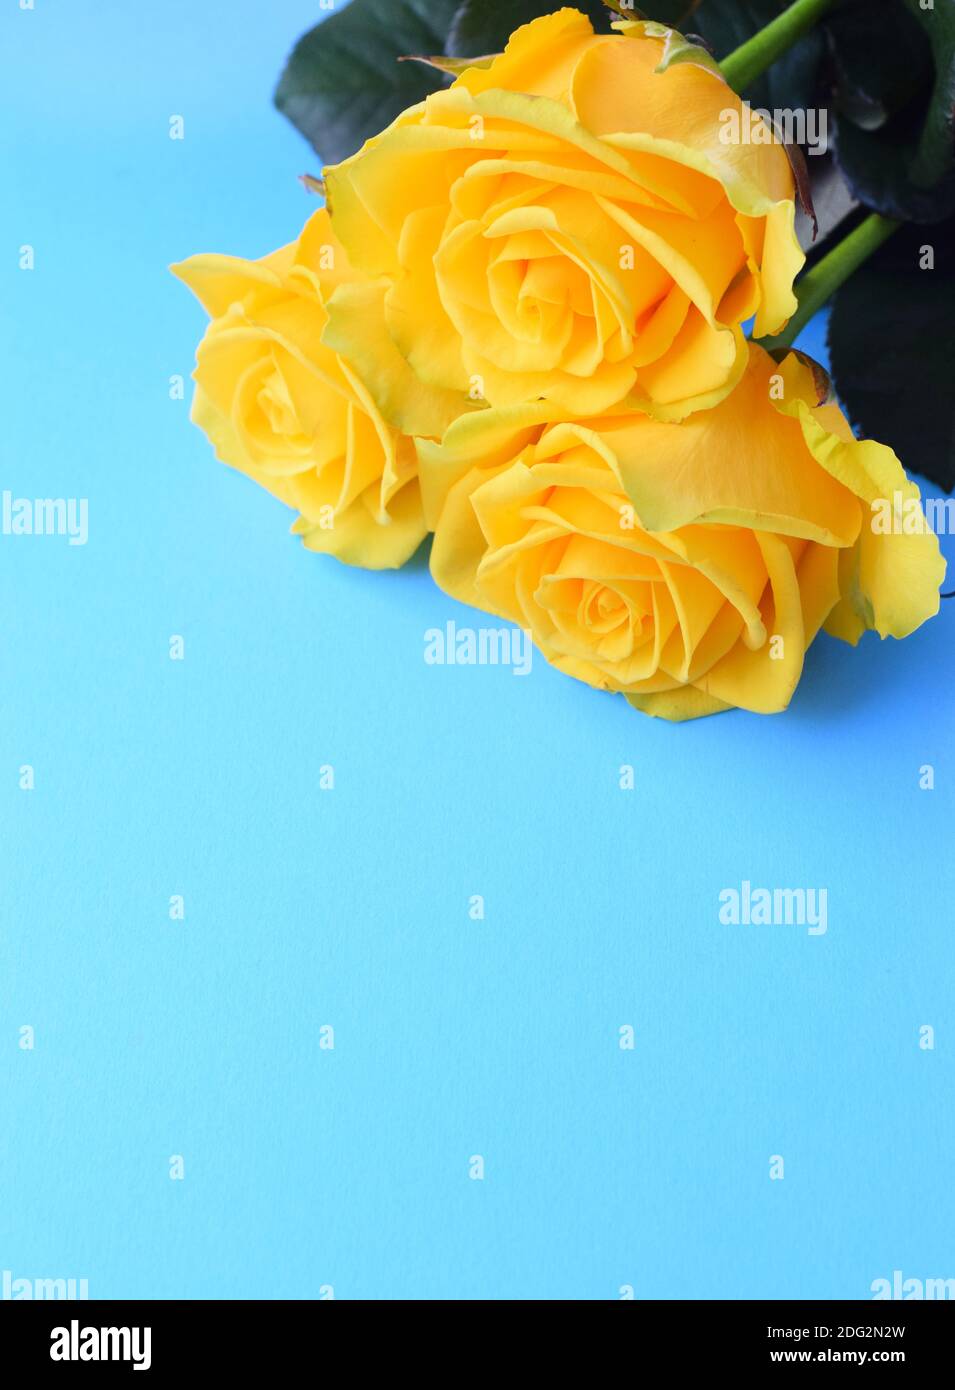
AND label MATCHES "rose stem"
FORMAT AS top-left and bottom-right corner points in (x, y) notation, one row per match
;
(757, 212), (900, 352)
(719, 0), (837, 93)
